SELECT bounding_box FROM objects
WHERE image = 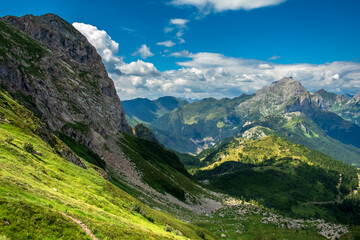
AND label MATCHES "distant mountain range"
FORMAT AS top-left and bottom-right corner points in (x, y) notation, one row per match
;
(123, 77), (360, 166)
